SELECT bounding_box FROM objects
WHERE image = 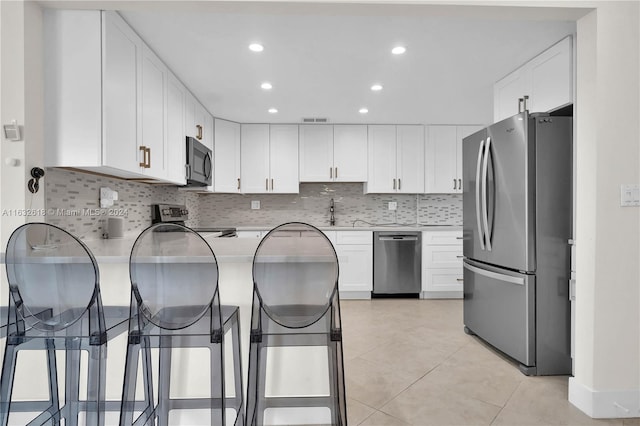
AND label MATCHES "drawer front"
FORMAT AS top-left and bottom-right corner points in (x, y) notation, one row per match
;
(336, 231), (372, 245)
(424, 268), (464, 292)
(423, 231), (463, 245)
(237, 230), (265, 239)
(424, 245), (463, 268)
